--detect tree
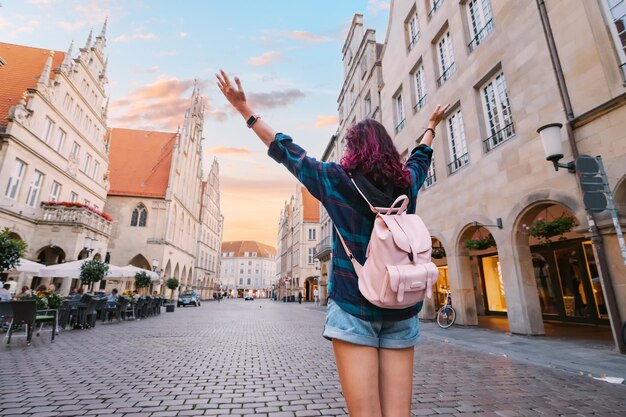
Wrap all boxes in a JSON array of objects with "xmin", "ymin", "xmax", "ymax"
[
  {"xmin": 80, "ymin": 259, "xmax": 109, "ymax": 292},
  {"xmin": 0, "ymin": 228, "xmax": 27, "ymax": 272},
  {"xmin": 134, "ymin": 271, "xmax": 151, "ymax": 294},
  {"xmin": 165, "ymin": 278, "xmax": 179, "ymax": 302}
]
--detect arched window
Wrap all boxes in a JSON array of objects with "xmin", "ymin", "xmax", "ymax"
[{"xmin": 130, "ymin": 203, "xmax": 148, "ymax": 227}]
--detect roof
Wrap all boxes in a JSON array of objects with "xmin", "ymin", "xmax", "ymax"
[
  {"xmin": 221, "ymin": 241, "xmax": 276, "ymax": 258},
  {"xmin": 0, "ymin": 42, "xmax": 65, "ymax": 126},
  {"xmin": 301, "ymin": 186, "xmax": 320, "ymax": 222},
  {"xmin": 108, "ymin": 128, "xmax": 177, "ymax": 198}
]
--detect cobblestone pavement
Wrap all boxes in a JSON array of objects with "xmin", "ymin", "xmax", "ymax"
[{"xmin": 1, "ymin": 300, "xmax": 625, "ymax": 417}]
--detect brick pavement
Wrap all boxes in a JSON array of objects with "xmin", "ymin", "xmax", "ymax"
[{"xmin": 0, "ymin": 300, "xmax": 624, "ymax": 417}]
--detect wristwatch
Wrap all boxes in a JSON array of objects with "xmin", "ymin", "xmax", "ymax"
[{"xmin": 246, "ymin": 114, "xmax": 260, "ymax": 128}]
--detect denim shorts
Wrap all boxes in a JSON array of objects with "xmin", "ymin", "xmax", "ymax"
[{"xmin": 322, "ymin": 299, "xmax": 420, "ymax": 349}]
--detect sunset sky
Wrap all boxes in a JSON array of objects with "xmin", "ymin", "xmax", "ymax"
[{"xmin": 1, "ymin": 0, "xmax": 390, "ymax": 247}]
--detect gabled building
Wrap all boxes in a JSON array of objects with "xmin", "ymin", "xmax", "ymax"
[
  {"xmin": 0, "ymin": 22, "xmax": 111, "ymax": 293},
  {"xmin": 105, "ymin": 83, "xmax": 205, "ymax": 294},
  {"xmin": 220, "ymin": 241, "xmax": 276, "ymax": 298}
]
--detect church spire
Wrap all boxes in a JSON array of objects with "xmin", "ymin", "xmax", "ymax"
[
  {"xmin": 38, "ymin": 50, "xmax": 55, "ymax": 87},
  {"xmin": 94, "ymin": 17, "xmax": 107, "ymax": 53},
  {"xmin": 84, "ymin": 27, "xmax": 93, "ymax": 49},
  {"xmin": 61, "ymin": 40, "xmax": 73, "ymax": 69}
]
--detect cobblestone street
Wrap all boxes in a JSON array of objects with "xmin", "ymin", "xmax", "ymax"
[{"xmin": 1, "ymin": 300, "xmax": 625, "ymax": 417}]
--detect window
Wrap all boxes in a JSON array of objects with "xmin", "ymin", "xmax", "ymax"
[
  {"xmin": 481, "ymin": 72, "xmax": 515, "ymax": 152},
  {"xmin": 407, "ymin": 11, "xmax": 420, "ymax": 51},
  {"xmin": 308, "ymin": 248, "xmax": 315, "ymax": 264},
  {"xmin": 394, "ymin": 94, "xmax": 406, "ymax": 133},
  {"xmin": 437, "ymin": 32, "xmax": 456, "ymax": 87},
  {"xmin": 364, "ymin": 93, "xmax": 372, "ymax": 117},
  {"xmin": 4, "ymin": 159, "xmax": 26, "ymax": 200},
  {"xmin": 428, "ymin": 0, "xmax": 443, "ymax": 20},
  {"xmin": 70, "ymin": 141, "xmax": 81, "ymax": 160},
  {"xmin": 247, "ymin": 278, "xmax": 251, "ymax": 285},
  {"xmin": 604, "ymin": 0, "xmax": 626, "ymax": 76},
  {"xmin": 413, "ymin": 65, "xmax": 427, "ymax": 112},
  {"xmin": 25, "ymin": 170, "xmax": 44, "ymax": 207},
  {"xmin": 467, "ymin": 0, "xmax": 494, "ymax": 52},
  {"xmin": 49, "ymin": 181, "xmax": 61, "ymax": 202},
  {"xmin": 446, "ymin": 109, "xmax": 469, "ymax": 174},
  {"xmin": 239, "ymin": 278, "xmax": 243, "ymax": 285},
  {"xmin": 83, "ymin": 153, "xmax": 92, "ymax": 173},
  {"xmin": 308, "ymin": 228, "xmax": 316, "ymax": 240},
  {"xmin": 42, "ymin": 117, "xmax": 54, "ymax": 143},
  {"xmin": 130, "ymin": 203, "xmax": 148, "ymax": 227},
  {"xmin": 54, "ymin": 129, "xmax": 66, "ymax": 153},
  {"xmin": 84, "ymin": 199, "xmax": 90, "ymax": 207},
  {"xmin": 424, "ymin": 158, "xmax": 437, "ymax": 188},
  {"xmin": 240, "ymin": 269, "xmax": 243, "ymax": 274},
  {"xmin": 70, "ymin": 192, "xmax": 78, "ymax": 202},
  {"xmin": 92, "ymin": 161, "xmax": 100, "ymax": 180}
]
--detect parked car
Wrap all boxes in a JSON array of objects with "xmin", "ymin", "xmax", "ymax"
[
  {"xmin": 244, "ymin": 294, "xmax": 254, "ymax": 301},
  {"xmin": 178, "ymin": 291, "xmax": 201, "ymax": 307}
]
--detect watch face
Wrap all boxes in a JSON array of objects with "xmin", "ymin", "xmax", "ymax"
[{"xmin": 246, "ymin": 115, "xmax": 256, "ymax": 126}]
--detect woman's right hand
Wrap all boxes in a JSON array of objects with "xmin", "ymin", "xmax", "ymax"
[{"xmin": 428, "ymin": 104, "xmax": 450, "ymax": 128}]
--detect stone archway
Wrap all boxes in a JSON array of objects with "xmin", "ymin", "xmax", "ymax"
[
  {"xmin": 129, "ymin": 254, "xmax": 151, "ymax": 270},
  {"xmin": 36, "ymin": 245, "xmax": 66, "ymax": 266},
  {"xmin": 423, "ymin": 237, "xmax": 450, "ymax": 319}
]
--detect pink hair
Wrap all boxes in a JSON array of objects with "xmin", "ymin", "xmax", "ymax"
[{"xmin": 340, "ymin": 119, "xmax": 411, "ymax": 188}]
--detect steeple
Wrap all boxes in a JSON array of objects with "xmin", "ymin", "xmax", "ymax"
[
  {"xmin": 61, "ymin": 40, "xmax": 73, "ymax": 68},
  {"xmin": 99, "ymin": 56, "xmax": 108, "ymax": 82},
  {"xmin": 84, "ymin": 27, "xmax": 93, "ymax": 50},
  {"xmin": 102, "ymin": 97, "xmax": 109, "ymax": 119},
  {"xmin": 38, "ymin": 50, "xmax": 55, "ymax": 87},
  {"xmin": 94, "ymin": 17, "xmax": 107, "ymax": 53}
]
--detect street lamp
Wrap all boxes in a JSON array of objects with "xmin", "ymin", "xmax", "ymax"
[{"xmin": 537, "ymin": 123, "xmax": 575, "ymax": 173}]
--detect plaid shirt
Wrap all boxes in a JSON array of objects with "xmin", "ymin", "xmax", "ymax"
[{"xmin": 268, "ymin": 133, "xmax": 433, "ymax": 321}]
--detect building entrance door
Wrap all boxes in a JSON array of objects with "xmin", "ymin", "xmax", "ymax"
[{"xmin": 478, "ymin": 254, "xmax": 507, "ymax": 315}]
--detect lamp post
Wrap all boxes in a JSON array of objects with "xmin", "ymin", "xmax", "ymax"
[{"xmin": 537, "ymin": 123, "xmax": 625, "ymax": 353}]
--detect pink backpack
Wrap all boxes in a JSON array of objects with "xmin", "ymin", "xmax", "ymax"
[{"xmin": 335, "ymin": 178, "xmax": 438, "ymax": 309}]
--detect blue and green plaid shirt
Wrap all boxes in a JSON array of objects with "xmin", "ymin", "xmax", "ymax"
[{"xmin": 268, "ymin": 133, "xmax": 433, "ymax": 321}]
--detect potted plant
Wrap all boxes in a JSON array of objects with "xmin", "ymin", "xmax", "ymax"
[
  {"xmin": 0, "ymin": 228, "xmax": 27, "ymax": 273},
  {"xmin": 134, "ymin": 271, "xmax": 151, "ymax": 295},
  {"xmin": 165, "ymin": 278, "xmax": 179, "ymax": 312},
  {"xmin": 464, "ymin": 234, "xmax": 496, "ymax": 251},
  {"xmin": 523, "ymin": 214, "xmax": 576, "ymax": 245},
  {"xmin": 431, "ymin": 246, "xmax": 446, "ymax": 259},
  {"xmin": 80, "ymin": 259, "xmax": 109, "ymax": 292}
]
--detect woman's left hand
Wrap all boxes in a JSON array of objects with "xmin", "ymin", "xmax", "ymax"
[
  {"xmin": 216, "ymin": 69, "xmax": 248, "ymax": 113},
  {"xmin": 428, "ymin": 104, "xmax": 450, "ymax": 128}
]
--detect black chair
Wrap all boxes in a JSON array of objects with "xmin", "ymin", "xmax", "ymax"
[
  {"xmin": 0, "ymin": 301, "xmax": 13, "ymax": 330},
  {"xmin": 133, "ymin": 298, "xmax": 145, "ymax": 320},
  {"xmin": 94, "ymin": 298, "xmax": 107, "ymax": 322},
  {"xmin": 35, "ymin": 309, "xmax": 57, "ymax": 342},
  {"xmin": 113, "ymin": 297, "xmax": 129, "ymax": 322},
  {"xmin": 81, "ymin": 296, "xmax": 99, "ymax": 329},
  {"xmin": 5, "ymin": 301, "xmax": 37, "ymax": 345}
]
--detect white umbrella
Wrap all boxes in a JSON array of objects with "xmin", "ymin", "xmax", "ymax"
[
  {"xmin": 39, "ymin": 259, "xmax": 89, "ymax": 279},
  {"xmin": 122, "ymin": 265, "xmax": 160, "ymax": 282},
  {"xmin": 106, "ymin": 264, "xmax": 132, "ymax": 279},
  {"xmin": 7, "ymin": 258, "xmax": 45, "ymax": 274}
]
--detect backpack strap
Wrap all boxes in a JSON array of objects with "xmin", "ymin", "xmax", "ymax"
[
  {"xmin": 333, "ymin": 225, "xmax": 364, "ymax": 276},
  {"xmin": 349, "ymin": 176, "xmax": 378, "ymax": 214},
  {"xmin": 349, "ymin": 175, "xmax": 409, "ymax": 215}
]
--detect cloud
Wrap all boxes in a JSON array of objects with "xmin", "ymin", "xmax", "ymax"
[
  {"xmin": 27, "ymin": 0, "xmax": 52, "ymax": 5},
  {"xmin": 179, "ymin": 31, "xmax": 188, "ymax": 38},
  {"xmin": 159, "ymin": 50, "xmax": 178, "ymax": 57},
  {"xmin": 147, "ymin": 66, "xmax": 160, "ymax": 73},
  {"xmin": 249, "ymin": 51, "xmax": 282, "ymax": 67},
  {"xmin": 367, "ymin": 0, "xmax": 390, "ymax": 15},
  {"xmin": 113, "ymin": 30, "xmax": 157, "ymax": 43},
  {"xmin": 0, "ymin": 17, "xmax": 8, "ymax": 29},
  {"xmin": 247, "ymin": 89, "xmax": 306, "ymax": 110},
  {"xmin": 56, "ymin": 20, "xmax": 86, "ymax": 31},
  {"xmin": 109, "ymin": 76, "xmax": 226, "ymax": 130},
  {"xmin": 286, "ymin": 31, "xmax": 331, "ymax": 44},
  {"xmin": 16, "ymin": 20, "xmax": 39, "ymax": 33},
  {"xmin": 207, "ymin": 146, "xmax": 254, "ymax": 156},
  {"xmin": 315, "ymin": 115, "xmax": 339, "ymax": 128}
]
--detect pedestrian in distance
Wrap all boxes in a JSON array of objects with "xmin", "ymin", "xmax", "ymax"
[
  {"xmin": 298, "ymin": 291, "xmax": 303, "ymax": 304},
  {"xmin": 314, "ymin": 288, "xmax": 320, "ymax": 306},
  {"xmin": 6, "ymin": 277, "xmax": 17, "ymax": 295},
  {"xmin": 216, "ymin": 69, "xmax": 448, "ymax": 417}
]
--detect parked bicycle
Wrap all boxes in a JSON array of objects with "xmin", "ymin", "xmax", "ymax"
[{"xmin": 436, "ymin": 290, "xmax": 456, "ymax": 329}]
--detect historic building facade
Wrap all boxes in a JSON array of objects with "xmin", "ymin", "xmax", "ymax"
[
  {"xmin": 195, "ymin": 158, "xmax": 224, "ymax": 300},
  {"xmin": 366, "ymin": 0, "xmax": 625, "ymax": 349},
  {"xmin": 315, "ymin": 14, "xmax": 385, "ymax": 306},
  {"xmin": 105, "ymin": 83, "xmax": 205, "ymax": 295},
  {"xmin": 0, "ymin": 23, "xmax": 111, "ymax": 293},
  {"xmin": 220, "ymin": 241, "xmax": 276, "ymax": 298},
  {"xmin": 276, "ymin": 185, "xmax": 320, "ymax": 301}
]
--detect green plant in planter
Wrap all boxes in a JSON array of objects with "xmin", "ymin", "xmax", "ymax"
[
  {"xmin": 166, "ymin": 278, "xmax": 179, "ymax": 302},
  {"xmin": 80, "ymin": 259, "xmax": 109, "ymax": 292},
  {"xmin": 0, "ymin": 228, "xmax": 27, "ymax": 272},
  {"xmin": 134, "ymin": 271, "xmax": 152, "ymax": 294},
  {"xmin": 523, "ymin": 215, "xmax": 576, "ymax": 245},
  {"xmin": 431, "ymin": 246, "xmax": 446, "ymax": 259},
  {"xmin": 464, "ymin": 234, "xmax": 496, "ymax": 251}
]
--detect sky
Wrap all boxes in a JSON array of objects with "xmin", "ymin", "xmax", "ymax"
[{"xmin": 0, "ymin": 0, "xmax": 390, "ymax": 247}]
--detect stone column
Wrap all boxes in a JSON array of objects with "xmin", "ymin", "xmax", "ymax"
[
  {"xmin": 59, "ymin": 278, "xmax": 72, "ymax": 296},
  {"xmin": 498, "ymin": 234, "xmax": 545, "ymax": 335},
  {"xmin": 447, "ymin": 254, "xmax": 478, "ymax": 326}
]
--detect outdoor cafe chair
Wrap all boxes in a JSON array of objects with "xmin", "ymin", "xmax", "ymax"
[
  {"xmin": 115, "ymin": 297, "xmax": 130, "ymax": 322},
  {"xmin": 133, "ymin": 298, "xmax": 145, "ymax": 320},
  {"xmin": 81, "ymin": 296, "xmax": 99, "ymax": 329},
  {"xmin": 0, "ymin": 301, "xmax": 13, "ymax": 330},
  {"xmin": 4, "ymin": 300, "xmax": 36, "ymax": 345},
  {"xmin": 35, "ymin": 308, "xmax": 57, "ymax": 342},
  {"xmin": 93, "ymin": 298, "xmax": 107, "ymax": 322}
]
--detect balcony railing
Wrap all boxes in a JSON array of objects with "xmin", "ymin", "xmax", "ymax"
[
  {"xmin": 413, "ymin": 95, "xmax": 427, "ymax": 113},
  {"xmin": 483, "ymin": 122, "xmax": 516, "ymax": 153},
  {"xmin": 436, "ymin": 63, "xmax": 456, "ymax": 87},
  {"xmin": 620, "ymin": 62, "xmax": 626, "ymax": 79},
  {"xmin": 407, "ymin": 33, "xmax": 419, "ymax": 52},
  {"xmin": 40, "ymin": 205, "xmax": 112, "ymax": 236},
  {"xmin": 428, "ymin": 0, "xmax": 443, "ymax": 20},
  {"xmin": 314, "ymin": 236, "xmax": 332, "ymax": 260},
  {"xmin": 424, "ymin": 173, "xmax": 437, "ymax": 189},
  {"xmin": 395, "ymin": 118, "xmax": 406, "ymax": 134},
  {"xmin": 448, "ymin": 152, "xmax": 470, "ymax": 174},
  {"xmin": 467, "ymin": 19, "xmax": 495, "ymax": 53}
]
